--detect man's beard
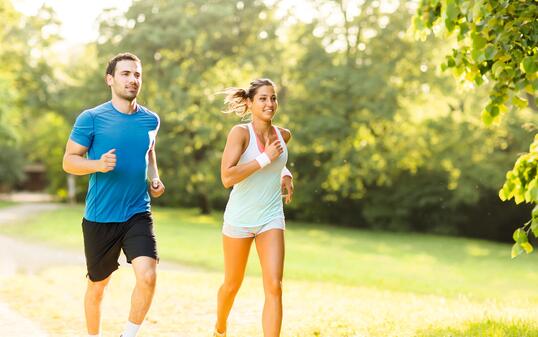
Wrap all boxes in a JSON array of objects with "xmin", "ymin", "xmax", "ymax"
[{"xmin": 117, "ymin": 89, "xmax": 139, "ymax": 101}]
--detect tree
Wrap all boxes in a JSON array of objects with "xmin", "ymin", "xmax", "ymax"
[
  {"xmin": 0, "ymin": 0, "xmax": 26, "ymax": 188},
  {"xmin": 94, "ymin": 0, "xmax": 286, "ymax": 213},
  {"xmin": 414, "ymin": 0, "xmax": 538, "ymax": 255}
]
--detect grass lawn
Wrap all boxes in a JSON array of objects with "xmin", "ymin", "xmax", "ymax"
[
  {"xmin": 0, "ymin": 200, "xmax": 14, "ymax": 208},
  {"xmin": 1, "ymin": 204, "xmax": 538, "ymax": 336}
]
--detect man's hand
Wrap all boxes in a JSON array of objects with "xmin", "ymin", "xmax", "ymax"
[
  {"xmin": 150, "ymin": 178, "xmax": 165, "ymax": 198},
  {"xmin": 98, "ymin": 149, "xmax": 116, "ymax": 173},
  {"xmin": 281, "ymin": 175, "xmax": 294, "ymax": 204}
]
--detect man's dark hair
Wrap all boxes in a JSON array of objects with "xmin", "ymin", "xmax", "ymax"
[{"xmin": 105, "ymin": 52, "xmax": 141, "ymax": 76}]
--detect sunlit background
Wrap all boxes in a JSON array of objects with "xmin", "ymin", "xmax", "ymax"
[{"xmin": 0, "ymin": 0, "xmax": 537, "ymax": 336}]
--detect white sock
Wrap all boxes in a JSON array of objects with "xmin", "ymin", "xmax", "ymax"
[{"xmin": 122, "ymin": 321, "xmax": 141, "ymax": 337}]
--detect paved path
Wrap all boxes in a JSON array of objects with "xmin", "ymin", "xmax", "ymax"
[
  {"xmin": 0, "ymin": 201, "xmax": 193, "ymax": 337},
  {"xmin": 0, "ymin": 203, "xmax": 60, "ymax": 226},
  {"xmin": 0, "ymin": 202, "xmax": 66, "ymax": 337}
]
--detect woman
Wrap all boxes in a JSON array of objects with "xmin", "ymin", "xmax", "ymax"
[{"xmin": 214, "ymin": 78, "xmax": 294, "ymax": 337}]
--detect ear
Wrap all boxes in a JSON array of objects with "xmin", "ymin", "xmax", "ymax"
[
  {"xmin": 105, "ymin": 74, "xmax": 114, "ymax": 86},
  {"xmin": 246, "ymin": 97, "xmax": 252, "ymax": 110}
]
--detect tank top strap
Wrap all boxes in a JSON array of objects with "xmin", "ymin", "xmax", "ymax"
[
  {"xmin": 273, "ymin": 126, "xmax": 286, "ymax": 144},
  {"xmin": 245, "ymin": 122, "xmax": 256, "ymax": 147}
]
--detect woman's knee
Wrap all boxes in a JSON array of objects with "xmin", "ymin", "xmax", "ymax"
[
  {"xmin": 264, "ymin": 278, "xmax": 282, "ymax": 297},
  {"xmin": 220, "ymin": 278, "xmax": 243, "ymax": 295}
]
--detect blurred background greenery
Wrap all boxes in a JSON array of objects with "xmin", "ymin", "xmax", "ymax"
[{"xmin": 1, "ymin": 0, "xmax": 536, "ymax": 242}]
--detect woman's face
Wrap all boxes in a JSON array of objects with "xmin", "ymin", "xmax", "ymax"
[{"xmin": 248, "ymin": 85, "xmax": 278, "ymax": 121}]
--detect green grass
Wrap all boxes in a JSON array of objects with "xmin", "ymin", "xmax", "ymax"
[
  {"xmin": 0, "ymin": 200, "xmax": 14, "ymax": 208},
  {"xmin": 417, "ymin": 319, "xmax": 538, "ymax": 337},
  {"xmin": 2, "ymin": 204, "xmax": 538, "ymax": 302},
  {"xmin": 2, "ymin": 204, "xmax": 538, "ymax": 336}
]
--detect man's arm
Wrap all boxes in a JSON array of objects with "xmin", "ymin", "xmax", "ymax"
[
  {"xmin": 62, "ymin": 139, "xmax": 116, "ymax": 175},
  {"xmin": 147, "ymin": 147, "xmax": 159, "ymax": 181},
  {"xmin": 148, "ymin": 148, "xmax": 165, "ymax": 197}
]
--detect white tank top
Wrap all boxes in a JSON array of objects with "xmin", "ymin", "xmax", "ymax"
[{"xmin": 223, "ymin": 122, "xmax": 288, "ymax": 227}]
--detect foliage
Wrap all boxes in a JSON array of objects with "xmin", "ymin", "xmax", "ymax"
[
  {"xmin": 0, "ymin": 1, "xmax": 61, "ymax": 190},
  {"xmin": 0, "ymin": 0, "xmax": 24, "ymax": 188},
  {"xmin": 499, "ymin": 134, "xmax": 538, "ymax": 257},
  {"xmin": 414, "ymin": 0, "xmax": 538, "ymax": 253},
  {"xmin": 414, "ymin": 0, "xmax": 538, "ymax": 124},
  {"xmin": 94, "ymin": 0, "xmax": 287, "ymax": 212},
  {"xmin": 2, "ymin": 0, "xmax": 535, "ymax": 240}
]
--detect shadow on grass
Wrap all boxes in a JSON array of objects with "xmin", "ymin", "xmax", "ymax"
[{"xmin": 416, "ymin": 319, "xmax": 538, "ymax": 337}]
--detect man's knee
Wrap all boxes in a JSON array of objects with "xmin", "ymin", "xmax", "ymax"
[
  {"xmin": 87, "ymin": 279, "xmax": 108, "ymax": 300},
  {"xmin": 136, "ymin": 268, "xmax": 157, "ymax": 289}
]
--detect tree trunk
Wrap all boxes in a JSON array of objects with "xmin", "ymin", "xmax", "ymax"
[
  {"xmin": 526, "ymin": 93, "xmax": 537, "ymax": 113},
  {"xmin": 198, "ymin": 192, "xmax": 211, "ymax": 215}
]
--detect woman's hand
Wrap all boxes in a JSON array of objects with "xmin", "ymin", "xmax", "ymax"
[
  {"xmin": 265, "ymin": 139, "xmax": 283, "ymax": 161},
  {"xmin": 281, "ymin": 175, "xmax": 294, "ymax": 204}
]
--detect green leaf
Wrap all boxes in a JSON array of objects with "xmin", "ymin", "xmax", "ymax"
[
  {"xmin": 513, "ymin": 228, "xmax": 528, "ymax": 243},
  {"xmin": 481, "ymin": 109, "xmax": 493, "ymax": 125},
  {"xmin": 446, "ymin": 56, "xmax": 456, "ymax": 67},
  {"xmin": 531, "ymin": 219, "xmax": 538, "ymax": 237},
  {"xmin": 512, "ymin": 95, "xmax": 528, "ymax": 109},
  {"xmin": 529, "ymin": 181, "xmax": 538, "ymax": 202},
  {"xmin": 445, "ymin": 0, "xmax": 458, "ymax": 21},
  {"xmin": 521, "ymin": 242, "xmax": 534, "ymax": 254},
  {"xmin": 472, "ymin": 48, "xmax": 485, "ymax": 63},
  {"xmin": 445, "ymin": 19, "xmax": 455, "ymax": 32},
  {"xmin": 532, "ymin": 205, "xmax": 538, "ymax": 219},
  {"xmin": 499, "ymin": 188, "xmax": 507, "ymax": 201},
  {"xmin": 484, "ymin": 44, "xmax": 496, "ymax": 60},
  {"xmin": 521, "ymin": 56, "xmax": 537, "ymax": 74},
  {"xmin": 511, "ymin": 243, "xmax": 524, "ymax": 258},
  {"xmin": 492, "ymin": 60, "xmax": 505, "ymax": 78},
  {"xmin": 459, "ymin": 22, "xmax": 469, "ymax": 35},
  {"xmin": 472, "ymin": 33, "xmax": 487, "ymax": 50},
  {"xmin": 486, "ymin": 103, "xmax": 500, "ymax": 118}
]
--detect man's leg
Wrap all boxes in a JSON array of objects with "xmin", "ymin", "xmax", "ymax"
[
  {"xmin": 85, "ymin": 275, "xmax": 112, "ymax": 335},
  {"xmin": 121, "ymin": 256, "xmax": 157, "ymax": 337}
]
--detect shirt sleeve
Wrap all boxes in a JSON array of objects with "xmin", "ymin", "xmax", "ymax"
[
  {"xmin": 69, "ymin": 110, "xmax": 94, "ymax": 148},
  {"xmin": 150, "ymin": 113, "xmax": 160, "ymax": 150}
]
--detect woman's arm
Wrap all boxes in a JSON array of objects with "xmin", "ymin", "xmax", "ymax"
[{"xmin": 220, "ymin": 125, "xmax": 282, "ymax": 188}]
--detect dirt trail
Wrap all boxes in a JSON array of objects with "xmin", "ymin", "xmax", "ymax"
[{"xmin": 0, "ymin": 202, "xmax": 66, "ymax": 337}]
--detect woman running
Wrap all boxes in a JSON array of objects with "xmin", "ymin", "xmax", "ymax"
[{"xmin": 214, "ymin": 78, "xmax": 294, "ymax": 337}]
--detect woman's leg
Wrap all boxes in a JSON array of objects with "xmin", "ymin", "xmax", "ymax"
[
  {"xmin": 255, "ymin": 229, "xmax": 285, "ymax": 337},
  {"xmin": 215, "ymin": 234, "xmax": 254, "ymax": 334}
]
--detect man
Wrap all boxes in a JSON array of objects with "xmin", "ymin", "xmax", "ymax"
[{"xmin": 63, "ymin": 52, "xmax": 165, "ymax": 337}]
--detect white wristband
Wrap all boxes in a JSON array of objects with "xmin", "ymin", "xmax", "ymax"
[
  {"xmin": 255, "ymin": 153, "xmax": 271, "ymax": 168},
  {"xmin": 281, "ymin": 167, "xmax": 292, "ymax": 179}
]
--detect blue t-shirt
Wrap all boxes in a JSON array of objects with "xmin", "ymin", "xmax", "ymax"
[{"xmin": 69, "ymin": 101, "xmax": 160, "ymax": 223}]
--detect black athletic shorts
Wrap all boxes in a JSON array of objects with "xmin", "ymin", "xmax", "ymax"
[{"xmin": 81, "ymin": 211, "xmax": 158, "ymax": 282}]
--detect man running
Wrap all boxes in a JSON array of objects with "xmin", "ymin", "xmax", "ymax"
[{"xmin": 62, "ymin": 52, "xmax": 165, "ymax": 337}]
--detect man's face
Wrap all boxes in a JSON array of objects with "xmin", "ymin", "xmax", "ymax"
[{"xmin": 106, "ymin": 60, "xmax": 142, "ymax": 101}]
